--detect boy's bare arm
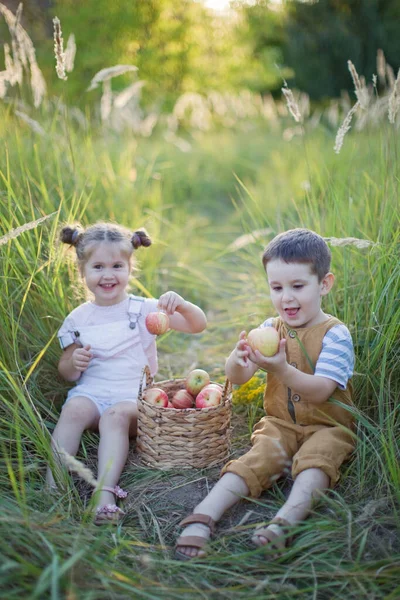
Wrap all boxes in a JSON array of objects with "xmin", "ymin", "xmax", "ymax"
[
  {"xmin": 246, "ymin": 339, "xmax": 337, "ymax": 404},
  {"xmin": 277, "ymin": 365, "xmax": 337, "ymax": 403}
]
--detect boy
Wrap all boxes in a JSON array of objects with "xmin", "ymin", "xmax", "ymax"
[{"xmin": 175, "ymin": 228, "xmax": 355, "ymax": 560}]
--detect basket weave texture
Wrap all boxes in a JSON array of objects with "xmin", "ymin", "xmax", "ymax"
[{"xmin": 137, "ymin": 371, "xmax": 232, "ymax": 469}]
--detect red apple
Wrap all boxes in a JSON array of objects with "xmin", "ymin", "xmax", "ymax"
[
  {"xmin": 185, "ymin": 368, "xmax": 210, "ymax": 396},
  {"xmin": 203, "ymin": 383, "xmax": 223, "ymax": 392},
  {"xmin": 172, "ymin": 389, "xmax": 195, "ymax": 409},
  {"xmin": 145, "ymin": 311, "xmax": 170, "ymax": 335},
  {"xmin": 247, "ymin": 327, "xmax": 279, "ymax": 357},
  {"xmin": 143, "ymin": 387, "xmax": 168, "ymax": 407},
  {"xmin": 195, "ymin": 384, "xmax": 223, "ymax": 409}
]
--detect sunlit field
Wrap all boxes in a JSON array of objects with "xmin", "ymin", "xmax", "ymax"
[{"xmin": 1, "ymin": 4, "xmax": 399, "ymax": 599}]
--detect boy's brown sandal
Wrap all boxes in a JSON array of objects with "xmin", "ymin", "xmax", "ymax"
[
  {"xmin": 175, "ymin": 513, "xmax": 216, "ymax": 561},
  {"xmin": 252, "ymin": 517, "xmax": 294, "ymax": 550}
]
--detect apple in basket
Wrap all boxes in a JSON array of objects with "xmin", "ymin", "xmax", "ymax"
[
  {"xmin": 204, "ymin": 383, "xmax": 223, "ymax": 392},
  {"xmin": 185, "ymin": 368, "xmax": 210, "ymax": 396},
  {"xmin": 143, "ymin": 387, "xmax": 168, "ymax": 408},
  {"xmin": 145, "ymin": 311, "xmax": 170, "ymax": 335},
  {"xmin": 172, "ymin": 389, "xmax": 195, "ymax": 409},
  {"xmin": 247, "ymin": 327, "xmax": 279, "ymax": 357},
  {"xmin": 195, "ymin": 384, "xmax": 223, "ymax": 409}
]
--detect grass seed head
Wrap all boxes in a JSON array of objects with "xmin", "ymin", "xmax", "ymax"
[
  {"xmin": 347, "ymin": 60, "xmax": 369, "ymax": 109},
  {"xmin": 334, "ymin": 101, "xmax": 360, "ymax": 154},
  {"xmin": 57, "ymin": 448, "xmax": 98, "ymax": 488},
  {"xmin": 53, "ymin": 17, "xmax": 67, "ymax": 80},
  {"xmin": 0, "ymin": 2, "xmax": 47, "ymax": 106},
  {"xmin": 0, "ymin": 212, "xmax": 56, "ymax": 246},
  {"xmin": 388, "ymin": 69, "xmax": 400, "ymax": 124},
  {"xmin": 64, "ymin": 33, "xmax": 76, "ymax": 73},
  {"xmin": 87, "ymin": 65, "xmax": 138, "ymax": 92},
  {"xmin": 377, "ymin": 49, "xmax": 386, "ymax": 86},
  {"xmin": 281, "ymin": 82, "xmax": 302, "ymax": 123}
]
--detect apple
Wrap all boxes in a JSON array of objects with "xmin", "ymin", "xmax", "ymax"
[
  {"xmin": 195, "ymin": 384, "xmax": 223, "ymax": 409},
  {"xmin": 143, "ymin": 387, "xmax": 168, "ymax": 407},
  {"xmin": 172, "ymin": 389, "xmax": 195, "ymax": 409},
  {"xmin": 203, "ymin": 383, "xmax": 223, "ymax": 392},
  {"xmin": 185, "ymin": 369, "xmax": 210, "ymax": 396},
  {"xmin": 145, "ymin": 311, "xmax": 170, "ymax": 335},
  {"xmin": 247, "ymin": 327, "xmax": 279, "ymax": 357}
]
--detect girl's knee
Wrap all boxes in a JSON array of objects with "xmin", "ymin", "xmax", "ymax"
[
  {"xmin": 59, "ymin": 397, "xmax": 98, "ymax": 426},
  {"xmin": 99, "ymin": 404, "xmax": 136, "ymax": 432}
]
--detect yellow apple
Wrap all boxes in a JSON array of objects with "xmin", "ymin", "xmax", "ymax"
[{"xmin": 247, "ymin": 327, "xmax": 279, "ymax": 357}]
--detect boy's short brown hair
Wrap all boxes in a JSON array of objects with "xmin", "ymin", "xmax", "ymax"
[{"xmin": 262, "ymin": 228, "xmax": 331, "ymax": 281}]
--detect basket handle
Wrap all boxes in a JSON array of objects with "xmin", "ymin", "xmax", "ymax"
[
  {"xmin": 138, "ymin": 365, "xmax": 153, "ymax": 398},
  {"xmin": 222, "ymin": 378, "xmax": 232, "ymax": 404}
]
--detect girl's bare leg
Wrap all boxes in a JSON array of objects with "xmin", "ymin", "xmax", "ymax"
[
  {"xmin": 94, "ymin": 401, "xmax": 137, "ymax": 517},
  {"xmin": 46, "ymin": 396, "xmax": 100, "ymax": 488},
  {"xmin": 177, "ymin": 472, "xmax": 249, "ymax": 558},
  {"xmin": 252, "ymin": 467, "xmax": 329, "ymax": 548}
]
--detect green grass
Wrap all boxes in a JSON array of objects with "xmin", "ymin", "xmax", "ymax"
[{"xmin": 0, "ymin": 100, "xmax": 399, "ymax": 598}]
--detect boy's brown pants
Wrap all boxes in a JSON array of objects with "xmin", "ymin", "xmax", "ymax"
[{"xmin": 221, "ymin": 416, "xmax": 355, "ymax": 497}]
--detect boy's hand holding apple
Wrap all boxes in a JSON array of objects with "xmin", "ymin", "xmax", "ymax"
[
  {"xmin": 245, "ymin": 333, "xmax": 288, "ymax": 377},
  {"xmin": 233, "ymin": 326, "xmax": 287, "ymax": 377},
  {"xmin": 232, "ymin": 331, "xmax": 252, "ymax": 368}
]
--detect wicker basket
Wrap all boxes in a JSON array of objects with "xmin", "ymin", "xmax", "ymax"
[{"xmin": 136, "ymin": 367, "xmax": 232, "ymax": 469}]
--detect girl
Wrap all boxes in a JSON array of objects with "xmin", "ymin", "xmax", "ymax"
[{"xmin": 46, "ymin": 222, "xmax": 207, "ymax": 524}]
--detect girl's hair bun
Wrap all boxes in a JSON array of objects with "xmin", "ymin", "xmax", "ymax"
[
  {"xmin": 60, "ymin": 225, "xmax": 84, "ymax": 246},
  {"xmin": 131, "ymin": 229, "xmax": 152, "ymax": 249}
]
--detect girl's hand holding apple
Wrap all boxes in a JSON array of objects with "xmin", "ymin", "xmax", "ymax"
[{"xmin": 158, "ymin": 291, "xmax": 186, "ymax": 315}]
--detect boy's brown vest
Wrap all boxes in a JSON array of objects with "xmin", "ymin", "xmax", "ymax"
[{"xmin": 263, "ymin": 316, "xmax": 354, "ymax": 428}]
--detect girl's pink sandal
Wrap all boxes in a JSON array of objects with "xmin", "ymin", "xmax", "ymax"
[{"xmin": 94, "ymin": 485, "xmax": 128, "ymax": 525}]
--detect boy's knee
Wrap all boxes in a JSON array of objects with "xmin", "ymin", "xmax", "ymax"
[
  {"xmin": 293, "ymin": 467, "xmax": 330, "ymax": 487},
  {"xmin": 292, "ymin": 459, "xmax": 337, "ymax": 488},
  {"xmin": 219, "ymin": 472, "xmax": 249, "ymax": 496}
]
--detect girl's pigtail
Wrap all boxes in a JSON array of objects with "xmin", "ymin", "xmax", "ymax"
[
  {"xmin": 131, "ymin": 229, "xmax": 152, "ymax": 249},
  {"xmin": 60, "ymin": 225, "xmax": 84, "ymax": 247}
]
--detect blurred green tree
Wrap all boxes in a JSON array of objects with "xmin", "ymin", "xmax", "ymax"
[
  {"xmin": 237, "ymin": 0, "xmax": 400, "ymax": 100},
  {"xmin": 283, "ymin": 0, "xmax": 400, "ymax": 99},
  {"xmin": 21, "ymin": 0, "xmax": 280, "ymax": 109},
  {"xmin": 233, "ymin": 0, "xmax": 290, "ymax": 95},
  {"xmin": 48, "ymin": 0, "xmax": 202, "ymax": 108},
  {"xmin": 0, "ymin": 0, "xmax": 283, "ymax": 109}
]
